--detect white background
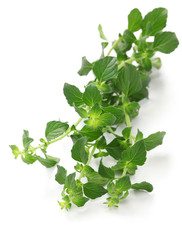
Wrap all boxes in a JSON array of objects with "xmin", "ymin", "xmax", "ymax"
[{"xmin": 0, "ymin": 0, "xmax": 181, "ymax": 239}]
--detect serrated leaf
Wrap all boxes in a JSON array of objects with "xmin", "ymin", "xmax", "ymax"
[
  {"xmin": 45, "ymin": 121, "xmax": 69, "ymax": 142},
  {"xmin": 93, "ymin": 56, "xmax": 118, "ymax": 82},
  {"xmin": 71, "ymin": 136, "xmax": 88, "ymax": 164},
  {"xmin": 98, "ymin": 24, "xmax": 108, "ymax": 41},
  {"xmin": 116, "ymin": 63, "xmax": 142, "ymax": 96},
  {"xmin": 153, "ymin": 31, "xmax": 179, "ymax": 54},
  {"xmin": 116, "ymin": 175, "xmax": 131, "ymax": 191},
  {"xmin": 144, "ymin": 131, "xmax": 166, "ymax": 151},
  {"xmin": 63, "ymin": 83, "xmax": 83, "ymax": 107},
  {"xmin": 79, "ymin": 125, "xmax": 102, "ymax": 142},
  {"xmin": 98, "ymin": 159, "xmax": 115, "ymax": 179},
  {"xmin": 83, "ymin": 84, "xmax": 102, "ymax": 107},
  {"xmin": 142, "ymin": 8, "xmax": 168, "ymax": 36},
  {"xmin": 106, "ymin": 138, "xmax": 126, "ymax": 160},
  {"xmin": 128, "ymin": 8, "xmax": 143, "ymax": 32},
  {"xmin": 72, "ymin": 196, "xmax": 89, "ymax": 207},
  {"xmin": 37, "ymin": 155, "xmax": 60, "ymax": 168},
  {"xmin": 55, "ymin": 165, "xmax": 67, "ymax": 185},
  {"xmin": 83, "ymin": 182, "xmax": 107, "ymax": 199},
  {"xmin": 84, "ymin": 165, "xmax": 109, "ymax": 186},
  {"xmin": 10, "ymin": 145, "xmax": 20, "ymax": 159},
  {"xmin": 102, "ymin": 106, "xmax": 125, "ymax": 124},
  {"xmin": 131, "ymin": 181, "xmax": 153, "ymax": 192},
  {"xmin": 121, "ymin": 140, "xmax": 146, "ymax": 166},
  {"xmin": 78, "ymin": 56, "xmax": 93, "ymax": 76},
  {"xmin": 23, "ymin": 130, "xmax": 33, "ymax": 151}
]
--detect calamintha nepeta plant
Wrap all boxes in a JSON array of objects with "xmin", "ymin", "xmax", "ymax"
[{"xmin": 10, "ymin": 8, "xmax": 179, "ymax": 210}]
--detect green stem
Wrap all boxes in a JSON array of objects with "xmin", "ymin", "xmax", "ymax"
[
  {"xmin": 107, "ymin": 38, "xmax": 120, "ymax": 56},
  {"xmin": 118, "ymin": 57, "xmax": 136, "ymax": 69},
  {"xmin": 121, "ymin": 166, "xmax": 127, "ymax": 177},
  {"xmin": 78, "ymin": 143, "xmax": 97, "ymax": 180},
  {"xmin": 26, "ymin": 117, "xmax": 83, "ymax": 154},
  {"xmin": 122, "ymin": 93, "xmax": 132, "ymax": 144}
]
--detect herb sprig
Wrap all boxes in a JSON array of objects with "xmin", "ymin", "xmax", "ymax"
[{"xmin": 10, "ymin": 7, "xmax": 179, "ymax": 210}]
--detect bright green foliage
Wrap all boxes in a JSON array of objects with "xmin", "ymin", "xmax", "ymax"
[{"xmin": 10, "ymin": 7, "xmax": 178, "ymax": 210}]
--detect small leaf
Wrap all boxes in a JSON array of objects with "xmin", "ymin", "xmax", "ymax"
[
  {"xmin": 83, "ymin": 84, "xmax": 102, "ymax": 107},
  {"xmin": 97, "ymin": 136, "xmax": 107, "ymax": 149},
  {"xmin": 121, "ymin": 140, "xmax": 146, "ymax": 166},
  {"xmin": 106, "ymin": 138, "xmax": 126, "ymax": 160},
  {"xmin": 123, "ymin": 29, "xmax": 136, "ymax": 44},
  {"xmin": 75, "ymin": 107, "xmax": 88, "ymax": 118},
  {"xmin": 23, "ymin": 130, "xmax": 33, "ymax": 151},
  {"xmin": 10, "ymin": 145, "xmax": 20, "ymax": 159},
  {"xmin": 153, "ymin": 31, "xmax": 179, "ymax": 54},
  {"xmin": 79, "ymin": 125, "xmax": 102, "ymax": 142},
  {"xmin": 120, "ymin": 191, "xmax": 129, "ymax": 200},
  {"xmin": 84, "ymin": 165, "xmax": 109, "ymax": 186},
  {"xmin": 135, "ymin": 129, "xmax": 143, "ymax": 142},
  {"xmin": 98, "ymin": 159, "xmax": 115, "ymax": 179},
  {"xmin": 93, "ymin": 152, "xmax": 109, "ymax": 158},
  {"xmin": 63, "ymin": 83, "xmax": 83, "ymax": 107},
  {"xmin": 72, "ymin": 196, "xmax": 89, "ymax": 207},
  {"xmin": 84, "ymin": 113, "xmax": 116, "ymax": 129},
  {"xmin": 102, "ymin": 106, "xmax": 125, "ymax": 124},
  {"xmin": 142, "ymin": 8, "xmax": 168, "ymax": 36},
  {"xmin": 21, "ymin": 153, "xmax": 37, "ymax": 164},
  {"xmin": 78, "ymin": 56, "xmax": 93, "ymax": 76},
  {"xmin": 37, "ymin": 155, "xmax": 60, "ymax": 168},
  {"xmin": 45, "ymin": 121, "xmax": 69, "ymax": 142},
  {"xmin": 152, "ymin": 58, "xmax": 162, "ymax": 69},
  {"xmin": 89, "ymin": 104, "xmax": 102, "ymax": 118},
  {"xmin": 116, "ymin": 63, "xmax": 142, "ymax": 96},
  {"xmin": 128, "ymin": 8, "xmax": 143, "ymax": 32},
  {"xmin": 93, "ymin": 56, "xmax": 118, "ymax": 82},
  {"xmin": 55, "ymin": 165, "xmax": 67, "ymax": 185},
  {"xmin": 125, "ymin": 101, "xmax": 140, "ymax": 119},
  {"xmin": 71, "ymin": 136, "xmax": 88, "ymax": 164},
  {"xmin": 131, "ymin": 181, "xmax": 153, "ymax": 192},
  {"xmin": 65, "ymin": 173, "xmax": 76, "ymax": 190},
  {"xmin": 83, "ymin": 182, "xmax": 107, "ymax": 199},
  {"xmin": 144, "ymin": 131, "xmax": 166, "ymax": 151},
  {"xmin": 122, "ymin": 127, "xmax": 132, "ymax": 140},
  {"xmin": 142, "ymin": 57, "xmax": 152, "ymax": 71},
  {"xmin": 98, "ymin": 24, "xmax": 108, "ymax": 41},
  {"xmin": 116, "ymin": 175, "xmax": 131, "ymax": 191},
  {"xmin": 100, "ymin": 42, "xmax": 109, "ymax": 58}
]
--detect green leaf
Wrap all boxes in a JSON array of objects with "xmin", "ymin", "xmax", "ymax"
[
  {"xmin": 72, "ymin": 196, "xmax": 89, "ymax": 207},
  {"xmin": 23, "ymin": 130, "xmax": 33, "ymax": 151},
  {"xmin": 123, "ymin": 30, "xmax": 136, "ymax": 44},
  {"xmin": 153, "ymin": 32, "xmax": 179, "ymax": 54},
  {"xmin": 63, "ymin": 83, "xmax": 83, "ymax": 107},
  {"xmin": 93, "ymin": 56, "xmax": 118, "ymax": 82},
  {"xmin": 97, "ymin": 136, "xmax": 107, "ymax": 149},
  {"xmin": 131, "ymin": 181, "xmax": 153, "ymax": 192},
  {"xmin": 128, "ymin": 8, "xmax": 143, "ymax": 32},
  {"xmin": 98, "ymin": 24, "xmax": 108, "ymax": 41},
  {"xmin": 75, "ymin": 107, "xmax": 88, "ymax": 118},
  {"xmin": 116, "ymin": 175, "xmax": 131, "ymax": 191},
  {"xmin": 83, "ymin": 84, "xmax": 102, "ymax": 107},
  {"xmin": 152, "ymin": 58, "xmax": 162, "ymax": 69},
  {"xmin": 142, "ymin": 8, "xmax": 168, "ymax": 36},
  {"xmin": 79, "ymin": 125, "xmax": 102, "ymax": 142},
  {"xmin": 85, "ymin": 113, "xmax": 116, "ymax": 129},
  {"xmin": 21, "ymin": 153, "xmax": 37, "ymax": 164},
  {"xmin": 10, "ymin": 145, "xmax": 20, "ymax": 159},
  {"xmin": 102, "ymin": 106, "xmax": 125, "ymax": 124},
  {"xmin": 120, "ymin": 191, "xmax": 129, "ymax": 200},
  {"xmin": 144, "ymin": 131, "xmax": 166, "ymax": 151},
  {"xmin": 93, "ymin": 152, "xmax": 109, "ymax": 158},
  {"xmin": 135, "ymin": 129, "xmax": 143, "ymax": 142},
  {"xmin": 65, "ymin": 173, "xmax": 76, "ymax": 190},
  {"xmin": 106, "ymin": 138, "xmax": 126, "ymax": 160},
  {"xmin": 83, "ymin": 182, "xmax": 107, "ymax": 199},
  {"xmin": 78, "ymin": 56, "xmax": 93, "ymax": 76},
  {"xmin": 37, "ymin": 155, "xmax": 60, "ymax": 168},
  {"xmin": 99, "ymin": 83, "xmax": 113, "ymax": 93},
  {"xmin": 122, "ymin": 127, "xmax": 132, "ymax": 140},
  {"xmin": 125, "ymin": 101, "xmax": 140, "ymax": 119},
  {"xmin": 55, "ymin": 165, "xmax": 67, "ymax": 185},
  {"xmin": 121, "ymin": 140, "xmax": 146, "ymax": 166},
  {"xmin": 98, "ymin": 159, "xmax": 115, "ymax": 179},
  {"xmin": 71, "ymin": 136, "xmax": 88, "ymax": 164},
  {"xmin": 100, "ymin": 42, "xmax": 109, "ymax": 58},
  {"xmin": 142, "ymin": 57, "xmax": 152, "ymax": 71},
  {"xmin": 84, "ymin": 165, "xmax": 109, "ymax": 186},
  {"xmin": 116, "ymin": 63, "xmax": 142, "ymax": 96},
  {"xmin": 89, "ymin": 104, "xmax": 102, "ymax": 118},
  {"xmin": 45, "ymin": 121, "xmax": 69, "ymax": 142}
]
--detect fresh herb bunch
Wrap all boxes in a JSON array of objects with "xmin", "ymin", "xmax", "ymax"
[{"xmin": 10, "ymin": 8, "xmax": 179, "ymax": 210}]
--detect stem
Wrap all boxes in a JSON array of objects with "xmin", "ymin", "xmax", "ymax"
[
  {"xmin": 107, "ymin": 38, "xmax": 120, "ymax": 56},
  {"xmin": 78, "ymin": 143, "xmax": 97, "ymax": 180},
  {"xmin": 121, "ymin": 166, "xmax": 127, "ymax": 177},
  {"xmin": 118, "ymin": 57, "xmax": 136, "ymax": 69},
  {"xmin": 122, "ymin": 93, "xmax": 132, "ymax": 144},
  {"xmin": 26, "ymin": 117, "xmax": 83, "ymax": 153}
]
